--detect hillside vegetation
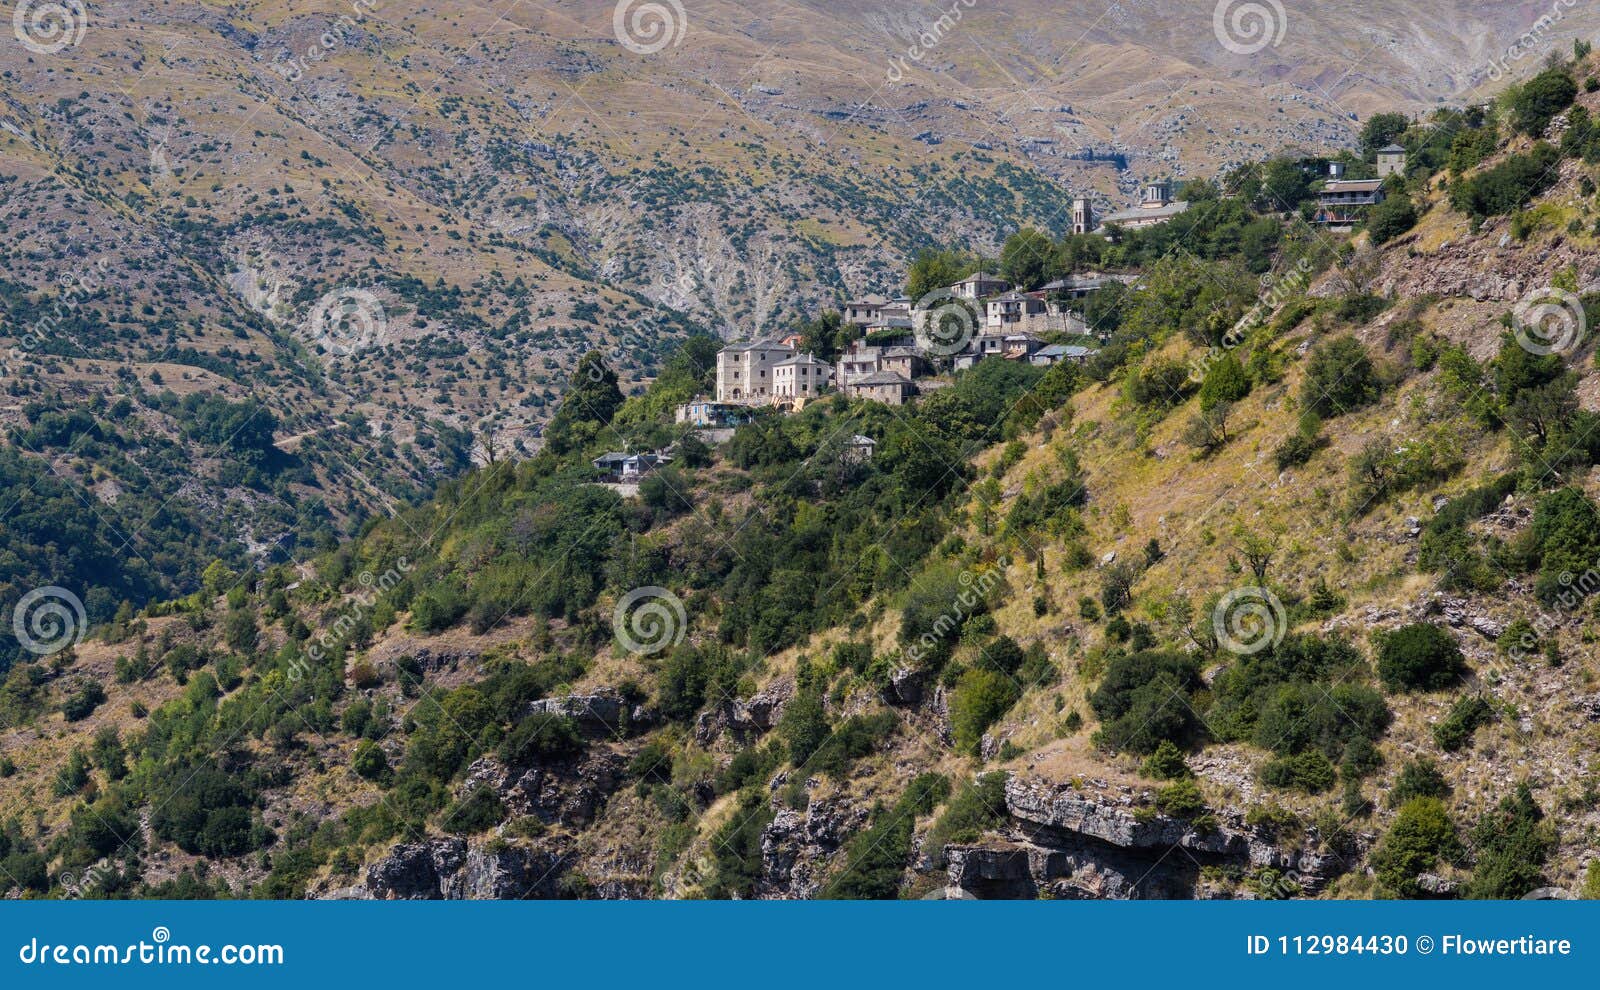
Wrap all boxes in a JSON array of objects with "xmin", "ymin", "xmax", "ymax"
[{"xmin": 10, "ymin": 40, "xmax": 1600, "ymax": 903}]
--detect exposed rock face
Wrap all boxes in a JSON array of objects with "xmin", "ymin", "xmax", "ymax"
[
  {"xmin": 945, "ymin": 775, "xmax": 1347, "ymax": 900},
  {"xmin": 695, "ymin": 680, "xmax": 793, "ymax": 744},
  {"xmin": 365, "ymin": 838, "xmax": 465, "ymax": 900},
  {"xmin": 459, "ymin": 751, "xmax": 626, "ymax": 828},
  {"xmin": 524, "ymin": 691, "xmax": 634, "ymax": 734},
  {"xmin": 882, "ymin": 664, "xmax": 928, "ymax": 706},
  {"xmin": 758, "ymin": 789, "xmax": 869, "ymax": 898},
  {"xmin": 362, "ymin": 837, "xmax": 568, "ymax": 899}
]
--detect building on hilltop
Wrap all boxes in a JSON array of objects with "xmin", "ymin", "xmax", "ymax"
[
  {"xmin": 843, "ymin": 294, "xmax": 891, "ymax": 326},
  {"xmin": 986, "ymin": 290, "xmax": 1048, "ymax": 329},
  {"xmin": 948, "ymin": 272, "xmax": 1010, "ymax": 301},
  {"xmin": 715, "ymin": 338, "xmax": 795, "ymax": 403},
  {"xmin": 1376, "ymin": 144, "xmax": 1408, "ymax": 178},
  {"xmin": 1096, "ymin": 180, "xmax": 1190, "ymax": 233},
  {"xmin": 1314, "ymin": 178, "xmax": 1385, "ymax": 227},
  {"xmin": 772, "ymin": 353, "xmax": 833, "ymax": 401},
  {"xmin": 844, "ymin": 370, "xmax": 917, "ymax": 405},
  {"xmin": 593, "ymin": 450, "xmax": 672, "ymax": 482}
]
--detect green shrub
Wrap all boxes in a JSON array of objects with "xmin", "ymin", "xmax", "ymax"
[
  {"xmin": 352, "ymin": 740, "xmax": 391, "ymax": 782},
  {"xmin": 925, "ymin": 772, "xmax": 1009, "ymax": 862},
  {"xmin": 1259, "ymin": 751, "xmax": 1336, "ymax": 794},
  {"xmin": 949, "ymin": 669, "xmax": 1021, "ymax": 755},
  {"xmin": 1367, "ymin": 193, "xmax": 1419, "ymax": 243},
  {"xmin": 1433, "ymin": 694, "xmax": 1494, "ymax": 752},
  {"xmin": 1462, "ymin": 784, "xmax": 1554, "ymax": 899},
  {"xmin": 1273, "ymin": 429, "xmax": 1328, "ymax": 470},
  {"xmin": 779, "ymin": 689, "xmax": 830, "ymax": 765},
  {"xmin": 60, "ymin": 682, "xmax": 106, "ymax": 722},
  {"xmin": 1301, "ymin": 336, "xmax": 1380, "ymax": 418},
  {"xmin": 1376, "ymin": 624, "xmax": 1464, "ymax": 692},
  {"xmin": 1154, "ymin": 777, "xmax": 1208, "ymax": 819},
  {"xmin": 1450, "ymin": 143, "xmax": 1561, "ymax": 218},
  {"xmin": 1370, "ymin": 797, "xmax": 1462, "ymax": 898},
  {"xmin": 1390, "ymin": 758, "xmax": 1450, "ymax": 807},
  {"xmin": 1089, "ymin": 650, "xmax": 1205, "ymax": 754},
  {"xmin": 1140, "ymin": 739, "xmax": 1192, "ymax": 780},
  {"xmin": 826, "ymin": 773, "xmax": 949, "ymax": 899},
  {"xmin": 498, "ymin": 715, "xmax": 585, "ymax": 766},
  {"xmin": 442, "ymin": 786, "xmax": 506, "ymax": 835},
  {"xmin": 1198, "ymin": 353, "xmax": 1251, "ymax": 410},
  {"xmin": 1509, "ymin": 68, "xmax": 1577, "ymax": 136}
]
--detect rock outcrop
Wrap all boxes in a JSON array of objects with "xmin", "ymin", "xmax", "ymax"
[
  {"xmin": 945, "ymin": 774, "xmax": 1349, "ymax": 899},
  {"xmin": 361, "ymin": 837, "xmax": 568, "ymax": 899}
]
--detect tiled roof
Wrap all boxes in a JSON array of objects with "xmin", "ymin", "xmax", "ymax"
[
  {"xmin": 849, "ymin": 371, "xmax": 913, "ymax": 386},
  {"xmin": 774, "ymin": 353, "xmax": 830, "ymax": 367}
]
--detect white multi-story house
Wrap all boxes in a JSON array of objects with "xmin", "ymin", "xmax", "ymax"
[
  {"xmin": 716, "ymin": 339, "xmax": 796, "ymax": 403},
  {"xmin": 772, "ymin": 353, "xmax": 833, "ymax": 401}
]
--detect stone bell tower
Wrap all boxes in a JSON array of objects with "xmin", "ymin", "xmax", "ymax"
[{"xmin": 1071, "ymin": 196, "xmax": 1094, "ymax": 235}]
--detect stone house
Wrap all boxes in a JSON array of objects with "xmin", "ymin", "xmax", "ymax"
[
  {"xmin": 843, "ymin": 294, "xmax": 890, "ymax": 326},
  {"xmin": 716, "ymin": 338, "xmax": 795, "ymax": 403},
  {"xmin": 948, "ymin": 272, "xmax": 1010, "ymax": 301},
  {"xmin": 985, "ymin": 291, "xmax": 1048, "ymax": 329},
  {"xmin": 1376, "ymin": 144, "xmax": 1407, "ymax": 178},
  {"xmin": 592, "ymin": 451, "xmax": 671, "ymax": 481},
  {"xmin": 845, "ymin": 370, "xmax": 916, "ymax": 405}
]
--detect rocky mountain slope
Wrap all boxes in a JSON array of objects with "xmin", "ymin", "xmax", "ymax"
[
  {"xmin": 4, "ymin": 5, "xmax": 1600, "ymax": 901},
  {"xmin": 1, "ymin": 2, "xmax": 1588, "ymax": 604}
]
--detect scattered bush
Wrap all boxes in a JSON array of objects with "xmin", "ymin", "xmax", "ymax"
[
  {"xmin": 1301, "ymin": 336, "xmax": 1380, "ymax": 418},
  {"xmin": 1370, "ymin": 797, "xmax": 1461, "ymax": 898},
  {"xmin": 1376, "ymin": 624, "xmax": 1464, "ymax": 692},
  {"xmin": 1433, "ymin": 694, "xmax": 1494, "ymax": 752}
]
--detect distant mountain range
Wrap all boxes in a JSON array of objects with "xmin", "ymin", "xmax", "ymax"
[{"xmin": 0, "ymin": 0, "xmax": 1590, "ymax": 582}]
